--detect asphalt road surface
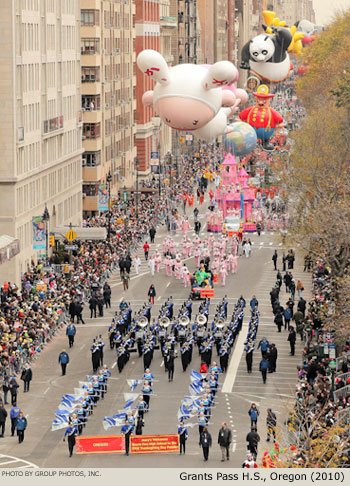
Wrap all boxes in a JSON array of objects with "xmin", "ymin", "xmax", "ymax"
[{"xmin": 0, "ymin": 194, "xmax": 310, "ymax": 468}]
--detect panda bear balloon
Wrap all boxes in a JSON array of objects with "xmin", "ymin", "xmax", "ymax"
[{"xmin": 240, "ymin": 27, "xmax": 293, "ymax": 83}]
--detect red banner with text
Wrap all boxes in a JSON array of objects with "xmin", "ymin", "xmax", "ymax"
[
  {"xmin": 76, "ymin": 435, "xmax": 125, "ymax": 455},
  {"xmin": 130, "ymin": 435, "xmax": 179, "ymax": 454},
  {"xmin": 200, "ymin": 289, "xmax": 215, "ymax": 298}
]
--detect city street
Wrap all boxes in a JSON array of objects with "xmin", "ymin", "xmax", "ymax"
[{"xmin": 0, "ymin": 193, "xmax": 311, "ymax": 468}]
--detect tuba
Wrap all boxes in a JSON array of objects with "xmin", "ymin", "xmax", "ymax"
[
  {"xmin": 197, "ymin": 314, "xmax": 207, "ymax": 325},
  {"xmin": 179, "ymin": 315, "xmax": 190, "ymax": 326},
  {"xmin": 137, "ymin": 316, "xmax": 148, "ymax": 328},
  {"xmin": 215, "ymin": 317, "xmax": 225, "ymax": 329},
  {"xmin": 159, "ymin": 316, "xmax": 170, "ymax": 328}
]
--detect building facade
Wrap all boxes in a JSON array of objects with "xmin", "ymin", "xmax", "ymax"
[
  {"xmin": 81, "ymin": 0, "xmax": 137, "ymax": 214},
  {"xmin": 267, "ymin": 0, "xmax": 316, "ymax": 26},
  {"xmin": 0, "ymin": 0, "xmax": 83, "ymax": 284},
  {"xmin": 135, "ymin": 0, "xmax": 174, "ymax": 175}
]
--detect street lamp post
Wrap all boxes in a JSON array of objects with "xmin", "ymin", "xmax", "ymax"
[
  {"xmin": 42, "ymin": 204, "xmax": 50, "ymax": 263},
  {"xmin": 135, "ymin": 157, "xmax": 139, "ymax": 221},
  {"xmin": 106, "ymin": 169, "xmax": 112, "ymax": 240}
]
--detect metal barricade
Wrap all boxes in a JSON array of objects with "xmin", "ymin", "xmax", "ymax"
[
  {"xmin": 336, "ymin": 352, "xmax": 350, "ymax": 372},
  {"xmin": 333, "ymin": 385, "xmax": 350, "ymax": 402},
  {"xmin": 337, "ymin": 408, "xmax": 350, "ymax": 425}
]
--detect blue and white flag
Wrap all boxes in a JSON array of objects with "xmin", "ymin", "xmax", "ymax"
[
  {"xmin": 124, "ymin": 392, "xmax": 139, "ymax": 403},
  {"xmin": 123, "ymin": 398, "xmax": 136, "ymax": 410},
  {"xmin": 190, "ymin": 370, "xmax": 203, "ymax": 383},
  {"xmin": 127, "ymin": 379, "xmax": 139, "ymax": 391},
  {"xmin": 51, "ymin": 413, "xmax": 69, "ymax": 431},
  {"xmin": 189, "ymin": 382, "xmax": 203, "ymax": 396},
  {"xmin": 58, "ymin": 397, "xmax": 76, "ymax": 412},
  {"xmin": 103, "ymin": 413, "xmax": 127, "ymax": 430}
]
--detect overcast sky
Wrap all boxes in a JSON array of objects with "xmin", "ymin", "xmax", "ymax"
[{"xmin": 313, "ymin": 0, "xmax": 350, "ymax": 24}]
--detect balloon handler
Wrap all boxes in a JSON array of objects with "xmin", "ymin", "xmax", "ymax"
[{"xmin": 238, "ymin": 85, "xmax": 285, "ymax": 151}]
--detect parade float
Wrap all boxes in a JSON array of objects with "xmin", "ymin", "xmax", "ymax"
[{"xmin": 207, "ymin": 153, "xmax": 263, "ymax": 233}]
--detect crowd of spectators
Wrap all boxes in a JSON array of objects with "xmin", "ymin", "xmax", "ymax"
[{"xmin": 285, "ymin": 262, "xmax": 350, "ymax": 466}]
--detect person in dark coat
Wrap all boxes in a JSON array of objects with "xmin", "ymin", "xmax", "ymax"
[
  {"xmin": 274, "ymin": 312, "xmax": 283, "ymax": 332},
  {"xmin": 272, "ymin": 250, "xmax": 278, "ymax": 270},
  {"xmin": 288, "ymin": 326, "xmax": 297, "ymax": 356},
  {"xmin": 166, "ymin": 350, "xmax": 177, "ymax": 382},
  {"xmin": 218, "ymin": 422, "xmax": 232, "ymax": 461},
  {"xmin": 0, "ymin": 403, "xmax": 7, "ymax": 437},
  {"xmin": 149, "ymin": 227, "xmax": 156, "ymax": 243},
  {"xmin": 199, "ymin": 427, "xmax": 212, "ymax": 461},
  {"xmin": 68, "ymin": 300, "xmax": 76, "ymax": 322},
  {"xmin": 97, "ymin": 294, "xmax": 104, "ymax": 317},
  {"xmin": 245, "ymin": 347, "xmax": 254, "ymax": 373},
  {"xmin": 103, "ymin": 283, "xmax": 111, "ymax": 308},
  {"xmin": 20, "ymin": 365, "xmax": 33, "ymax": 392},
  {"xmin": 75, "ymin": 301, "xmax": 85, "ymax": 324},
  {"xmin": 89, "ymin": 296, "xmax": 97, "ymax": 318},
  {"xmin": 268, "ymin": 344, "xmax": 278, "ymax": 373},
  {"xmin": 148, "ymin": 285, "xmax": 156, "ymax": 305},
  {"xmin": 8, "ymin": 377, "xmax": 19, "ymax": 406},
  {"xmin": 246, "ymin": 427, "xmax": 260, "ymax": 459},
  {"xmin": 297, "ymin": 297, "xmax": 306, "ymax": 317},
  {"xmin": 2, "ymin": 376, "xmax": 9, "ymax": 404}
]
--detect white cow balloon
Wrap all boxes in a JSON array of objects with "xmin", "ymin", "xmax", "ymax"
[{"xmin": 137, "ymin": 50, "xmax": 238, "ymax": 135}]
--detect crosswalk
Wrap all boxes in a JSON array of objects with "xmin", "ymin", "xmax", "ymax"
[{"xmin": 0, "ymin": 454, "xmax": 38, "ymax": 468}]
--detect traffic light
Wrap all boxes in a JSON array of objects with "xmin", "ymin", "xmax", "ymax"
[{"xmin": 49, "ymin": 235, "xmax": 55, "ymax": 247}]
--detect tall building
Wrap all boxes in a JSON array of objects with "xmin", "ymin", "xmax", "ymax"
[
  {"xmin": 197, "ymin": 0, "xmax": 236, "ymax": 64},
  {"xmin": 267, "ymin": 0, "xmax": 315, "ymax": 26},
  {"xmin": 169, "ymin": 0, "xmax": 203, "ymax": 65},
  {"xmin": 135, "ymin": 0, "xmax": 174, "ymax": 175},
  {"xmin": 0, "ymin": 0, "xmax": 83, "ymax": 284},
  {"xmin": 81, "ymin": 0, "xmax": 136, "ymax": 215}
]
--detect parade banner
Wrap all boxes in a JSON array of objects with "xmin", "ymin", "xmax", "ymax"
[
  {"xmin": 76, "ymin": 435, "xmax": 125, "ymax": 454},
  {"xmin": 200, "ymin": 289, "xmax": 215, "ymax": 298},
  {"xmin": 32, "ymin": 216, "xmax": 46, "ymax": 250},
  {"xmin": 130, "ymin": 435, "xmax": 179, "ymax": 454},
  {"xmin": 98, "ymin": 184, "xmax": 108, "ymax": 211}
]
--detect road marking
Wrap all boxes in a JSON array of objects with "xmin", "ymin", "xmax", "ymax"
[
  {"xmin": 44, "ymin": 387, "xmax": 50, "ymax": 395},
  {"xmin": 157, "ymin": 296, "xmax": 161, "ymax": 301},
  {"xmin": 232, "ymin": 443, "xmax": 236, "ymax": 452},
  {"xmin": 166, "ymin": 282, "xmax": 171, "ymax": 287},
  {"xmin": 160, "ymin": 360, "xmax": 164, "ymax": 367},
  {"xmin": 222, "ymin": 322, "xmax": 248, "ymax": 393},
  {"xmin": 0, "ymin": 460, "xmax": 19, "ymax": 466},
  {"xmin": 111, "ymin": 362, "xmax": 117, "ymax": 369},
  {"xmin": 79, "ymin": 344, "xmax": 86, "ymax": 351},
  {"xmin": 0, "ymin": 454, "xmax": 38, "ymax": 469}
]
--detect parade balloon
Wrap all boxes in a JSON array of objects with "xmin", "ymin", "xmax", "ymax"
[
  {"xmin": 137, "ymin": 50, "xmax": 238, "ymax": 134},
  {"xmin": 238, "ymin": 85, "xmax": 285, "ymax": 151},
  {"xmin": 223, "ymin": 122, "xmax": 257, "ymax": 157},
  {"xmin": 240, "ymin": 26, "xmax": 292, "ymax": 83}
]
